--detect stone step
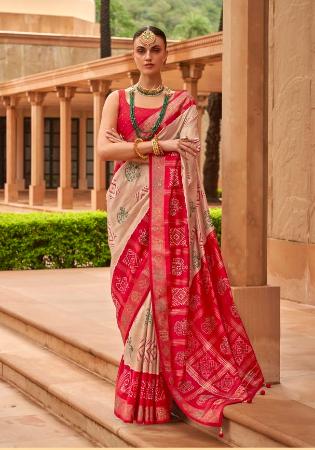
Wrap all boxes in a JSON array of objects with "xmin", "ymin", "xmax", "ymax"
[
  {"xmin": 0, "ymin": 299, "xmax": 119, "ymax": 384},
  {"xmin": 0, "ymin": 324, "xmax": 227, "ymax": 448},
  {"xmin": 1, "ymin": 285, "xmax": 315, "ymax": 447},
  {"xmin": 0, "ymin": 378, "xmax": 97, "ymax": 448}
]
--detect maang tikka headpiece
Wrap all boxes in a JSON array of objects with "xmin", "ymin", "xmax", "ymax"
[{"xmin": 139, "ymin": 26, "xmax": 156, "ymax": 47}]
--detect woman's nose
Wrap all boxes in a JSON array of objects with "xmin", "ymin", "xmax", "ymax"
[{"xmin": 144, "ymin": 50, "xmax": 152, "ymax": 59}]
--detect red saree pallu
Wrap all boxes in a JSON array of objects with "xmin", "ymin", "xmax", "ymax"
[{"xmin": 106, "ymin": 89, "xmax": 265, "ymax": 427}]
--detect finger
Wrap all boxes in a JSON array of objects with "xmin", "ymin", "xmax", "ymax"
[
  {"xmin": 179, "ymin": 143, "xmax": 195, "ymax": 156},
  {"xmin": 107, "ymin": 136, "xmax": 121, "ymax": 143},
  {"xmin": 178, "ymin": 149, "xmax": 189, "ymax": 159},
  {"xmin": 181, "ymin": 137, "xmax": 197, "ymax": 144},
  {"xmin": 111, "ymin": 128, "xmax": 123, "ymax": 138},
  {"xmin": 180, "ymin": 144, "xmax": 199, "ymax": 156},
  {"xmin": 105, "ymin": 130, "xmax": 117, "ymax": 137},
  {"xmin": 105, "ymin": 132, "xmax": 116, "ymax": 139},
  {"xmin": 180, "ymin": 141, "xmax": 198, "ymax": 152},
  {"xmin": 106, "ymin": 132, "xmax": 123, "ymax": 142}
]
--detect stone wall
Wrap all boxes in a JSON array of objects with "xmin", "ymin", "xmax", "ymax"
[
  {"xmin": 0, "ymin": 44, "xmax": 100, "ymax": 82},
  {"xmin": 0, "ymin": 12, "xmax": 99, "ymax": 35},
  {"xmin": 267, "ymin": 0, "xmax": 315, "ymax": 305},
  {"xmin": 0, "ymin": 0, "xmax": 95, "ymax": 24}
]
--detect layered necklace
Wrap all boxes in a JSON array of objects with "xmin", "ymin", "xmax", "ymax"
[{"xmin": 129, "ymin": 82, "xmax": 172, "ymax": 141}]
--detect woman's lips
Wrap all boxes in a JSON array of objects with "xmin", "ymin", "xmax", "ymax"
[{"xmin": 144, "ymin": 64, "xmax": 154, "ymax": 68}]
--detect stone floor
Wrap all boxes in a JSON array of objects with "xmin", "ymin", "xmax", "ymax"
[
  {"xmin": 0, "ymin": 378, "xmax": 96, "ymax": 448},
  {"xmin": 0, "ymin": 189, "xmax": 92, "ymax": 212}
]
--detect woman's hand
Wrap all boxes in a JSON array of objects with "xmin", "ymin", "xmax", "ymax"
[
  {"xmin": 159, "ymin": 138, "xmax": 200, "ymax": 159},
  {"xmin": 104, "ymin": 128, "xmax": 148, "ymax": 164},
  {"xmin": 105, "ymin": 128, "xmax": 125, "ymax": 143}
]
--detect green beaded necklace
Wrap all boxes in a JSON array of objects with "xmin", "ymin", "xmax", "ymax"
[{"xmin": 129, "ymin": 85, "xmax": 172, "ymax": 141}]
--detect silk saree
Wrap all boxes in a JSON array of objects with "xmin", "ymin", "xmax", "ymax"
[{"xmin": 106, "ymin": 88, "xmax": 265, "ymax": 428}]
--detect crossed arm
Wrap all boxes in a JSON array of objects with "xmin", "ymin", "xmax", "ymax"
[{"xmin": 96, "ymin": 90, "xmax": 200, "ymax": 162}]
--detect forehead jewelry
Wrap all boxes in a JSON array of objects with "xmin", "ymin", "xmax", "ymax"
[{"xmin": 139, "ymin": 27, "xmax": 156, "ymax": 47}]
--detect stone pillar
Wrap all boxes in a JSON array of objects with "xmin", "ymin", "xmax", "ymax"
[
  {"xmin": 27, "ymin": 91, "xmax": 46, "ymax": 206},
  {"xmin": 222, "ymin": 0, "xmax": 280, "ymax": 382},
  {"xmin": 78, "ymin": 113, "xmax": 88, "ymax": 190},
  {"xmin": 56, "ymin": 86, "xmax": 76, "ymax": 209},
  {"xmin": 128, "ymin": 70, "xmax": 140, "ymax": 85},
  {"xmin": 179, "ymin": 62, "xmax": 205, "ymax": 101},
  {"xmin": 197, "ymin": 94, "xmax": 208, "ymax": 177},
  {"xmin": 16, "ymin": 110, "xmax": 25, "ymax": 190},
  {"xmin": 2, "ymin": 96, "xmax": 19, "ymax": 203},
  {"xmin": 89, "ymin": 79, "xmax": 111, "ymax": 210}
]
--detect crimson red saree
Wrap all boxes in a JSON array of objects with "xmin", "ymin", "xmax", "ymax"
[{"xmin": 106, "ymin": 89, "xmax": 264, "ymax": 428}]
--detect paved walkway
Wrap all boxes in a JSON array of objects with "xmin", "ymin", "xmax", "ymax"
[
  {"xmin": 0, "ymin": 189, "xmax": 93, "ymax": 212},
  {"xmin": 0, "ymin": 378, "xmax": 96, "ymax": 447}
]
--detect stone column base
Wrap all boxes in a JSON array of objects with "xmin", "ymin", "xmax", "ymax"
[
  {"xmin": 91, "ymin": 188, "xmax": 106, "ymax": 211},
  {"xmin": 29, "ymin": 184, "xmax": 45, "ymax": 206},
  {"xmin": 57, "ymin": 186, "xmax": 73, "ymax": 209},
  {"xmin": 16, "ymin": 178, "xmax": 25, "ymax": 190},
  {"xmin": 4, "ymin": 183, "xmax": 19, "ymax": 203},
  {"xmin": 79, "ymin": 178, "xmax": 88, "ymax": 190},
  {"xmin": 231, "ymin": 285, "xmax": 280, "ymax": 384}
]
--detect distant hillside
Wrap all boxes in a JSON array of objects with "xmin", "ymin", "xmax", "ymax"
[{"xmin": 95, "ymin": 0, "xmax": 222, "ymax": 39}]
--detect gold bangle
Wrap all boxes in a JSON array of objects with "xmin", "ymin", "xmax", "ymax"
[
  {"xmin": 133, "ymin": 138, "xmax": 147, "ymax": 160},
  {"xmin": 152, "ymin": 136, "xmax": 164, "ymax": 156},
  {"xmin": 156, "ymin": 136, "xmax": 164, "ymax": 156},
  {"xmin": 151, "ymin": 137, "xmax": 159, "ymax": 156}
]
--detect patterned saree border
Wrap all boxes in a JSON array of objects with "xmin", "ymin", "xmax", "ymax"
[
  {"xmin": 112, "ymin": 211, "xmax": 151, "ymax": 344},
  {"xmin": 114, "ymin": 358, "xmax": 173, "ymax": 424}
]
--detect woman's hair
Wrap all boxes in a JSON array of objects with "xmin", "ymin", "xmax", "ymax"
[{"xmin": 133, "ymin": 26, "xmax": 167, "ymax": 48}]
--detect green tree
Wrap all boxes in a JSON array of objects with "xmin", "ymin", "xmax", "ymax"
[
  {"xmin": 173, "ymin": 11, "xmax": 212, "ymax": 39},
  {"xmin": 110, "ymin": 0, "xmax": 135, "ymax": 37},
  {"xmin": 94, "ymin": 0, "xmax": 222, "ymax": 39},
  {"xmin": 96, "ymin": 0, "xmax": 135, "ymax": 37}
]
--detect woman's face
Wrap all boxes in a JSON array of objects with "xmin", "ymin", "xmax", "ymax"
[{"xmin": 133, "ymin": 35, "xmax": 167, "ymax": 76}]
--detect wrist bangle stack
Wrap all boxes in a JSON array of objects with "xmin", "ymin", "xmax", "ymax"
[
  {"xmin": 151, "ymin": 136, "xmax": 164, "ymax": 156},
  {"xmin": 133, "ymin": 138, "xmax": 148, "ymax": 160}
]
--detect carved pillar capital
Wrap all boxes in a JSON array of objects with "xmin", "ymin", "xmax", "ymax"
[
  {"xmin": 2, "ymin": 95, "xmax": 19, "ymax": 109},
  {"xmin": 56, "ymin": 86, "xmax": 76, "ymax": 101},
  {"xmin": 89, "ymin": 79, "xmax": 111, "ymax": 94},
  {"xmin": 179, "ymin": 62, "xmax": 205, "ymax": 101},
  {"xmin": 179, "ymin": 62, "xmax": 205, "ymax": 82},
  {"xmin": 26, "ymin": 91, "xmax": 47, "ymax": 106}
]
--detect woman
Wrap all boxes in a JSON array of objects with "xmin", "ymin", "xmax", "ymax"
[{"xmin": 97, "ymin": 25, "xmax": 266, "ymax": 437}]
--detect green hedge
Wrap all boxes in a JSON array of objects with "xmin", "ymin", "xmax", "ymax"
[
  {"xmin": 0, "ymin": 211, "xmax": 111, "ymax": 270},
  {"xmin": 209, "ymin": 207, "xmax": 222, "ymax": 245},
  {"xmin": 0, "ymin": 208, "xmax": 222, "ymax": 270}
]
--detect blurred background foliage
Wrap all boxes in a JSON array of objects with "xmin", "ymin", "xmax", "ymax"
[{"xmin": 94, "ymin": 0, "xmax": 222, "ymax": 39}]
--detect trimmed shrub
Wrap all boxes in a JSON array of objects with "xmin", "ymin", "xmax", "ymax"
[
  {"xmin": 0, "ymin": 207, "xmax": 222, "ymax": 270},
  {"xmin": 209, "ymin": 207, "xmax": 222, "ymax": 245},
  {"xmin": 0, "ymin": 211, "xmax": 110, "ymax": 270}
]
